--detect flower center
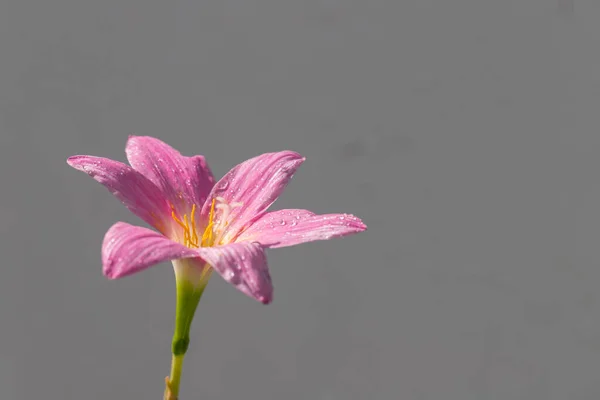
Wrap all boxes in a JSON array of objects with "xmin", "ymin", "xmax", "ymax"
[{"xmin": 170, "ymin": 198, "xmax": 242, "ymax": 248}]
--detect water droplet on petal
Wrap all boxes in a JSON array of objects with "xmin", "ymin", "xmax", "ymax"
[
  {"xmin": 225, "ymin": 269, "xmax": 240, "ymax": 283},
  {"xmin": 291, "ymin": 221, "xmax": 297, "ymax": 226},
  {"xmin": 280, "ymin": 220, "xmax": 286, "ymax": 225}
]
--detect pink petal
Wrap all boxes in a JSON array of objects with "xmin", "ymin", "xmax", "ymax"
[
  {"xmin": 236, "ymin": 209, "xmax": 367, "ymax": 248},
  {"xmin": 197, "ymin": 242, "xmax": 273, "ymax": 304},
  {"xmin": 67, "ymin": 155, "xmax": 170, "ymax": 230},
  {"xmin": 102, "ymin": 222, "xmax": 200, "ymax": 279},
  {"xmin": 125, "ymin": 135, "xmax": 216, "ymax": 215},
  {"xmin": 202, "ymin": 151, "xmax": 305, "ymax": 240}
]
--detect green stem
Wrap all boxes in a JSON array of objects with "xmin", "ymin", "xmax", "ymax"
[
  {"xmin": 166, "ymin": 354, "xmax": 185, "ymax": 399},
  {"xmin": 164, "ymin": 266, "xmax": 210, "ymax": 400},
  {"xmin": 172, "ymin": 280, "xmax": 205, "ymax": 356}
]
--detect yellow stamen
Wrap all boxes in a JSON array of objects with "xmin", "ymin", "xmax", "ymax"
[
  {"xmin": 171, "ymin": 204, "xmax": 200, "ymax": 248},
  {"xmin": 183, "ymin": 214, "xmax": 190, "ymax": 245},
  {"xmin": 171, "ymin": 209, "xmax": 187, "ymax": 231},
  {"xmin": 201, "ymin": 199, "xmax": 216, "ymax": 247},
  {"xmin": 190, "ymin": 204, "xmax": 198, "ymax": 245},
  {"xmin": 170, "ymin": 198, "xmax": 240, "ymax": 249}
]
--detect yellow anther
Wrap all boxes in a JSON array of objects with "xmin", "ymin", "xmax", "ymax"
[
  {"xmin": 200, "ymin": 199, "xmax": 217, "ymax": 247},
  {"xmin": 183, "ymin": 214, "xmax": 190, "ymax": 246},
  {"xmin": 190, "ymin": 204, "xmax": 198, "ymax": 245},
  {"xmin": 171, "ymin": 198, "xmax": 239, "ymax": 249},
  {"xmin": 171, "ymin": 210, "xmax": 187, "ymax": 231},
  {"xmin": 171, "ymin": 204, "xmax": 200, "ymax": 248}
]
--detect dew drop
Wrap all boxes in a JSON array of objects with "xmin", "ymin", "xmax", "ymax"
[
  {"xmin": 280, "ymin": 220, "xmax": 286, "ymax": 225},
  {"xmin": 291, "ymin": 221, "xmax": 297, "ymax": 226},
  {"xmin": 225, "ymin": 270, "xmax": 238, "ymax": 282}
]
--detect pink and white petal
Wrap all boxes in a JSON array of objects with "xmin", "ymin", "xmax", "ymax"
[
  {"xmin": 202, "ymin": 151, "xmax": 305, "ymax": 239},
  {"xmin": 125, "ymin": 135, "xmax": 216, "ymax": 215},
  {"xmin": 67, "ymin": 155, "xmax": 170, "ymax": 230},
  {"xmin": 236, "ymin": 209, "xmax": 367, "ymax": 248},
  {"xmin": 102, "ymin": 222, "xmax": 200, "ymax": 279},
  {"xmin": 197, "ymin": 242, "xmax": 273, "ymax": 304}
]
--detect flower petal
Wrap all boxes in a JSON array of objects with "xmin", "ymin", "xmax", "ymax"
[
  {"xmin": 67, "ymin": 155, "xmax": 170, "ymax": 230},
  {"xmin": 102, "ymin": 222, "xmax": 200, "ymax": 279},
  {"xmin": 125, "ymin": 135, "xmax": 216, "ymax": 214},
  {"xmin": 202, "ymin": 151, "xmax": 305, "ymax": 240},
  {"xmin": 197, "ymin": 242, "xmax": 273, "ymax": 304},
  {"xmin": 236, "ymin": 209, "xmax": 367, "ymax": 248}
]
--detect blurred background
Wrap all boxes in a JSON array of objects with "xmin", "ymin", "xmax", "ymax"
[{"xmin": 3, "ymin": 0, "xmax": 600, "ymax": 399}]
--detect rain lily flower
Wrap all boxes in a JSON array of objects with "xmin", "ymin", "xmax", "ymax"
[{"xmin": 66, "ymin": 136, "xmax": 367, "ymax": 399}]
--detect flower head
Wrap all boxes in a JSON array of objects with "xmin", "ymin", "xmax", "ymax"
[{"xmin": 67, "ymin": 136, "xmax": 367, "ymax": 304}]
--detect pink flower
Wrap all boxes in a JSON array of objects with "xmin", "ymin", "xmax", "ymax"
[{"xmin": 67, "ymin": 136, "xmax": 367, "ymax": 304}]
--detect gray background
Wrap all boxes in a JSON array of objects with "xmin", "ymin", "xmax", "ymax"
[{"xmin": 2, "ymin": 0, "xmax": 600, "ymax": 399}]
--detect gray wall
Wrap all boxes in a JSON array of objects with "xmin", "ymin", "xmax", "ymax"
[{"xmin": 3, "ymin": 0, "xmax": 600, "ymax": 399}]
